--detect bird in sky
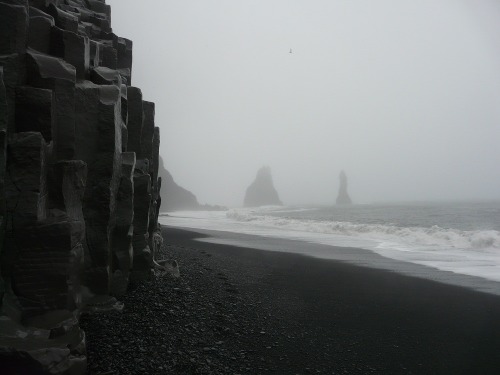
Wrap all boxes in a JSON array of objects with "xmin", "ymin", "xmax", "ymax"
[{"xmin": 289, "ymin": 48, "xmax": 293, "ymax": 54}]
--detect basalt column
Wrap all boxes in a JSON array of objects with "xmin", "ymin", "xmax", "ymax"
[
  {"xmin": 74, "ymin": 82, "xmax": 122, "ymax": 295},
  {"xmin": 0, "ymin": 68, "xmax": 7, "ymax": 303},
  {"xmin": 127, "ymin": 88, "xmax": 152, "ymax": 281},
  {"xmin": 0, "ymin": 0, "xmax": 162, "ymax": 373},
  {"xmin": 109, "ymin": 151, "xmax": 135, "ymax": 296},
  {"xmin": 143, "ymin": 102, "xmax": 162, "ymax": 262},
  {"xmin": 149, "ymin": 126, "xmax": 162, "ymax": 259}
]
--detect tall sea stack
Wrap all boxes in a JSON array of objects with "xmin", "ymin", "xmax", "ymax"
[
  {"xmin": 336, "ymin": 170, "xmax": 352, "ymax": 205},
  {"xmin": 244, "ymin": 167, "xmax": 283, "ymax": 207},
  {"xmin": 0, "ymin": 1, "xmax": 162, "ymax": 373}
]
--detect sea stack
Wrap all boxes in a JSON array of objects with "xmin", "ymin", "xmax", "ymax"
[
  {"xmin": 336, "ymin": 170, "xmax": 352, "ymax": 205},
  {"xmin": 244, "ymin": 167, "xmax": 283, "ymax": 207}
]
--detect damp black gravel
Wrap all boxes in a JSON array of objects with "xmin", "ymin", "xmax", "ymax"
[
  {"xmin": 80, "ymin": 240, "xmax": 314, "ymax": 374},
  {"xmin": 81, "ymin": 227, "xmax": 500, "ymax": 375}
]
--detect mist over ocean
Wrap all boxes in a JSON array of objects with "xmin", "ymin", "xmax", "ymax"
[{"xmin": 160, "ymin": 201, "xmax": 500, "ymax": 283}]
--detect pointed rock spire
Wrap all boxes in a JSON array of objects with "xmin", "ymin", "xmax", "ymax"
[
  {"xmin": 336, "ymin": 170, "xmax": 352, "ymax": 205},
  {"xmin": 244, "ymin": 166, "xmax": 282, "ymax": 207}
]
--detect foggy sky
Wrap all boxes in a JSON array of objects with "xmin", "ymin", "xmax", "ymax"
[{"xmin": 107, "ymin": 0, "xmax": 500, "ymax": 206}]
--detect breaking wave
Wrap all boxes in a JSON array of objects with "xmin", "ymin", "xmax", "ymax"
[{"xmin": 226, "ymin": 209, "xmax": 500, "ymax": 251}]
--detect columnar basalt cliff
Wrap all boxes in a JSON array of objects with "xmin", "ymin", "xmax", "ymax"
[{"xmin": 0, "ymin": 1, "xmax": 162, "ymax": 373}]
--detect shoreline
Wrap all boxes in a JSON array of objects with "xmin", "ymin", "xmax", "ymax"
[
  {"xmin": 165, "ymin": 225, "xmax": 500, "ymax": 296},
  {"xmin": 82, "ymin": 226, "xmax": 500, "ymax": 374}
]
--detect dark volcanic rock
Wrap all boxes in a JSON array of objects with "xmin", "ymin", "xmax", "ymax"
[
  {"xmin": 15, "ymin": 85, "xmax": 54, "ymax": 141},
  {"xmin": 5, "ymin": 132, "xmax": 48, "ymax": 228},
  {"xmin": 90, "ymin": 65, "xmax": 121, "ymax": 85},
  {"xmin": 0, "ymin": 2, "xmax": 28, "ymax": 56},
  {"xmin": 4, "ymin": 133, "xmax": 86, "ymax": 318},
  {"xmin": 75, "ymin": 82, "xmax": 122, "ymax": 295},
  {"xmin": 0, "ymin": 51, "xmax": 27, "ymax": 134},
  {"xmin": 50, "ymin": 26, "xmax": 90, "ymax": 80},
  {"xmin": 0, "ymin": 1, "xmax": 162, "ymax": 373},
  {"xmin": 0, "ymin": 312, "xmax": 86, "ymax": 375},
  {"xmin": 27, "ymin": 9, "xmax": 54, "ymax": 54},
  {"xmin": 110, "ymin": 152, "xmax": 135, "ymax": 296},
  {"xmin": 336, "ymin": 170, "xmax": 352, "ymax": 205},
  {"xmin": 0, "ymin": 67, "xmax": 7, "ymax": 133},
  {"xmin": 131, "ymin": 171, "xmax": 152, "ymax": 281},
  {"xmin": 244, "ymin": 166, "xmax": 282, "ymax": 207},
  {"xmin": 125, "ymin": 86, "xmax": 143, "ymax": 156},
  {"xmin": 26, "ymin": 49, "xmax": 76, "ymax": 160},
  {"xmin": 0, "ymin": 69, "xmax": 7, "ymax": 304},
  {"xmin": 158, "ymin": 156, "xmax": 200, "ymax": 212}
]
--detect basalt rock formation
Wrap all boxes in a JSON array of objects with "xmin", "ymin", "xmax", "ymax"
[
  {"xmin": 336, "ymin": 170, "xmax": 352, "ymax": 205},
  {"xmin": 244, "ymin": 166, "xmax": 282, "ymax": 207},
  {"xmin": 158, "ymin": 157, "xmax": 200, "ymax": 212},
  {"xmin": 0, "ymin": 1, "xmax": 162, "ymax": 373}
]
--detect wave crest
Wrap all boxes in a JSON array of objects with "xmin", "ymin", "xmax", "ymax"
[{"xmin": 226, "ymin": 209, "xmax": 500, "ymax": 250}]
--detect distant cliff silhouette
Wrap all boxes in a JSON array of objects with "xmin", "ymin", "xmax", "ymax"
[
  {"xmin": 336, "ymin": 170, "xmax": 352, "ymax": 205},
  {"xmin": 244, "ymin": 167, "xmax": 283, "ymax": 207},
  {"xmin": 158, "ymin": 157, "xmax": 200, "ymax": 211}
]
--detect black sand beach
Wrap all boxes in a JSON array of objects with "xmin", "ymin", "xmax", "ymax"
[{"xmin": 82, "ymin": 226, "xmax": 500, "ymax": 374}]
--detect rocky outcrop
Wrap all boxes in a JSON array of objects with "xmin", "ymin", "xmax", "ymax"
[
  {"xmin": 244, "ymin": 167, "xmax": 282, "ymax": 207},
  {"xmin": 0, "ymin": 1, "xmax": 162, "ymax": 373},
  {"xmin": 158, "ymin": 156, "xmax": 200, "ymax": 212},
  {"xmin": 336, "ymin": 170, "xmax": 352, "ymax": 205}
]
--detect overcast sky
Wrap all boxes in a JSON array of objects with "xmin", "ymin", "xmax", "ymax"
[{"xmin": 107, "ymin": 0, "xmax": 500, "ymax": 206}]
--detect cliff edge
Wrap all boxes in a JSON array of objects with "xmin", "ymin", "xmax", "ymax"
[{"xmin": 158, "ymin": 157, "xmax": 200, "ymax": 211}]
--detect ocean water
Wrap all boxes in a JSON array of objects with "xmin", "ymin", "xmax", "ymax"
[{"xmin": 159, "ymin": 201, "xmax": 500, "ymax": 283}]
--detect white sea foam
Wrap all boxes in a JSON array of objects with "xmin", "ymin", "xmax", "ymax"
[
  {"xmin": 226, "ymin": 208, "xmax": 500, "ymax": 251},
  {"xmin": 159, "ymin": 206, "xmax": 500, "ymax": 282}
]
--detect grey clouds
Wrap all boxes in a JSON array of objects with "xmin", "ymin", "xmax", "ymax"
[{"xmin": 108, "ymin": 0, "xmax": 500, "ymax": 206}]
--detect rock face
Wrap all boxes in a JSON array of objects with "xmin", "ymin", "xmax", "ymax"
[
  {"xmin": 158, "ymin": 156, "xmax": 200, "ymax": 211},
  {"xmin": 0, "ymin": 1, "xmax": 162, "ymax": 373},
  {"xmin": 336, "ymin": 170, "xmax": 352, "ymax": 205},
  {"xmin": 244, "ymin": 167, "xmax": 282, "ymax": 207}
]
